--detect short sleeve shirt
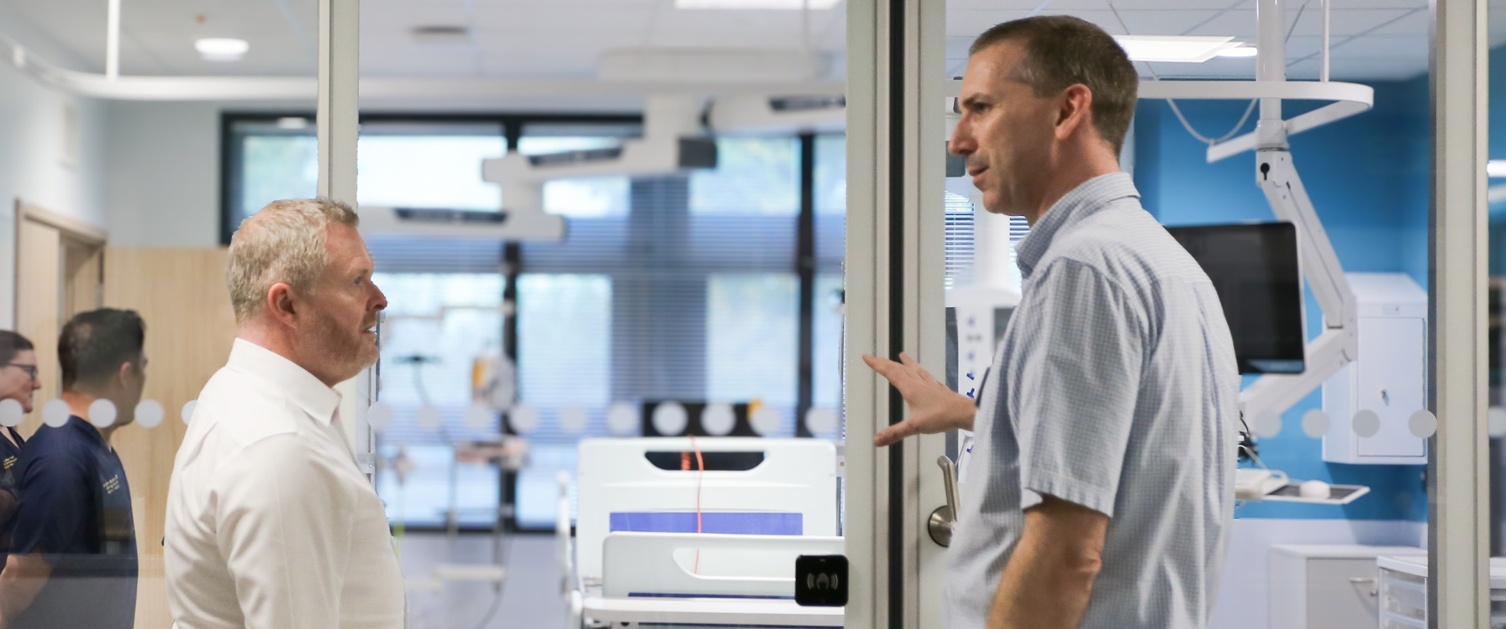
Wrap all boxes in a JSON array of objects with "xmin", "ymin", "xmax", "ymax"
[
  {"xmin": 944, "ymin": 173, "xmax": 1241, "ymax": 629},
  {"xmin": 9, "ymin": 416, "xmax": 137, "ymax": 629}
]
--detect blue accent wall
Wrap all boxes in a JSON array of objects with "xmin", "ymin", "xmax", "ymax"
[
  {"xmin": 1133, "ymin": 77, "xmax": 1431, "ymax": 521},
  {"xmin": 1488, "ymin": 45, "xmax": 1506, "ymax": 275}
]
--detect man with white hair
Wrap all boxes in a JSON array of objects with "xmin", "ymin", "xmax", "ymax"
[{"xmin": 164, "ymin": 198, "xmax": 402, "ymax": 628}]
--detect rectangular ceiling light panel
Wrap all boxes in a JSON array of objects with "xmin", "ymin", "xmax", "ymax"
[{"xmin": 1114, "ymin": 35, "xmax": 1238, "ymax": 63}]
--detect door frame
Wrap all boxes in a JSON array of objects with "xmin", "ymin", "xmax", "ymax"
[
  {"xmin": 13, "ymin": 200, "xmax": 107, "ymax": 327},
  {"xmin": 12, "ymin": 199, "xmax": 107, "ymax": 431},
  {"xmin": 845, "ymin": 0, "xmax": 949, "ymax": 626}
]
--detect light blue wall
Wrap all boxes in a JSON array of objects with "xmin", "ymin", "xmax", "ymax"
[{"xmin": 1133, "ymin": 76, "xmax": 1431, "ymax": 521}]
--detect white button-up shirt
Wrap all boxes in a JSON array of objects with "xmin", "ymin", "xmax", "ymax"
[{"xmin": 165, "ymin": 339, "xmax": 405, "ymax": 629}]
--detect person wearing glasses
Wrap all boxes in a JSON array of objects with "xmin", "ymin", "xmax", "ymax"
[
  {"xmin": 0, "ymin": 331, "xmax": 38, "ymax": 572},
  {"xmin": 0, "ymin": 310, "xmax": 147, "ymax": 629}
]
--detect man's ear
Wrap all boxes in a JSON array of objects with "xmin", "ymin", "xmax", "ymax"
[
  {"xmin": 1055, "ymin": 84, "xmax": 1095, "ymax": 141},
  {"xmin": 115, "ymin": 360, "xmax": 132, "ymax": 392},
  {"xmin": 267, "ymin": 282, "xmax": 299, "ymax": 326}
]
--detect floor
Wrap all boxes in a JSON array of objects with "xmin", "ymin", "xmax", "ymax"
[{"xmin": 399, "ymin": 531, "xmax": 567, "ymax": 629}]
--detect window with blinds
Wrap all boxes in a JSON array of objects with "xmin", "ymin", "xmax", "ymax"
[
  {"xmin": 513, "ymin": 136, "xmax": 805, "ymax": 529},
  {"xmin": 945, "ymin": 192, "xmax": 976, "ymax": 290}
]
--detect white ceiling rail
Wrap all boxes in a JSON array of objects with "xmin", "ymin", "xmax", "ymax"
[
  {"xmin": 29, "ymin": 69, "xmax": 848, "ymax": 103},
  {"xmin": 947, "ymin": 78, "xmax": 1373, "ymax": 164}
]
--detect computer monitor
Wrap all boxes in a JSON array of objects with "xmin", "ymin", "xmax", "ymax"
[{"xmin": 1166, "ymin": 222, "xmax": 1306, "ymax": 375}]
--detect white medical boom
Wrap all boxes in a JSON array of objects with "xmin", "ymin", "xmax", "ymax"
[
  {"xmin": 943, "ymin": 0, "xmax": 1368, "ymax": 425},
  {"xmin": 1234, "ymin": 0, "xmax": 1359, "ymax": 424}
]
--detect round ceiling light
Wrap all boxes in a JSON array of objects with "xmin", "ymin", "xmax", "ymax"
[{"xmin": 195, "ymin": 38, "xmax": 250, "ymax": 62}]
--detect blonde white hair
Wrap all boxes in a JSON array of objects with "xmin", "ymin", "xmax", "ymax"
[{"xmin": 226, "ymin": 198, "xmax": 359, "ymax": 323}]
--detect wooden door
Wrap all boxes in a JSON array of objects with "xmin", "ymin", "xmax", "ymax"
[{"xmin": 103, "ymin": 247, "xmax": 237, "ymax": 629}]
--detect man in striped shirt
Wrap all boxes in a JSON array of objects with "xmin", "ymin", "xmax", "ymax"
[{"xmin": 865, "ymin": 15, "xmax": 1240, "ymax": 629}]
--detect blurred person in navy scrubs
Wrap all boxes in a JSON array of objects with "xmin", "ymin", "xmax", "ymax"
[
  {"xmin": 0, "ymin": 310, "xmax": 146, "ymax": 629},
  {"xmin": 0, "ymin": 331, "xmax": 39, "ymax": 571}
]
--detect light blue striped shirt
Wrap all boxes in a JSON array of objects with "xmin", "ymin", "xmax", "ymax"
[{"xmin": 944, "ymin": 173, "xmax": 1240, "ymax": 628}]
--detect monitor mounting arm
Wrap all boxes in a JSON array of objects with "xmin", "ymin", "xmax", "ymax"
[{"xmin": 1238, "ymin": 143, "xmax": 1358, "ymax": 424}]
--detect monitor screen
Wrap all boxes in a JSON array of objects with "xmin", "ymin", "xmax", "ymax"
[{"xmin": 1166, "ymin": 222, "xmax": 1305, "ymax": 374}]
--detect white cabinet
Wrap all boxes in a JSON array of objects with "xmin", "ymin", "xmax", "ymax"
[
  {"xmin": 1322, "ymin": 273, "xmax": 1428, "ymax": 465},
  {"xmin": 1268, "ymin": 545, "xmax": 1424, "ymax": 629},
  {"xmin": 1376, "ymin": 555, "xmax": 1506, "ymax": 627}
]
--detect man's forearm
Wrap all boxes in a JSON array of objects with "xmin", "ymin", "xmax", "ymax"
[
  {"xmin": 0, "ymin": 554, "xmax": 50, "ymax": 625},
  {"xmin": 0, "ymin": 489, "xmax": 18, "ymax": 525},
  {"xmin": 988, "ymin": 524, "xmax": 1101, "ymax": 628}
]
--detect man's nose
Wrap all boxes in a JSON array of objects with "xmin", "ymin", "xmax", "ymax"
[
  {"xmin": 372, "ymin": 285, "xmax": 389, "ymax": 312},
  {"xmin": 948, "ymin": 125, "xmax": 973, "ymax": 156}
]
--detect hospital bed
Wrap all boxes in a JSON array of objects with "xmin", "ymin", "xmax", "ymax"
[{"xmin": 565, "ymin": 437, "xmax": 844, "ymax": 627}]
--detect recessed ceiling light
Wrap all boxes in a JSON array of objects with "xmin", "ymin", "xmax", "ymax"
[
  {"xmin": 195, "ymin": 38, "xmax": 249, "ymax": 62},
  {"xmin": 276, "ymin": 117, "xmax": 309, "ymax": 130},
  {"xmin": 1216, "ymin": 45, "xmax": 1259, "ymax": 59},
  {"xmin": 675, "ymin": 0, "xmax": 842, "ymax": 8},
  {"xmin": 1114, "ymin": 36, "xmax": 1239, "ymax": 63},
  {"xmin": 1487, "ymin": 160, "xmax": 1506, "ymax": 178}
]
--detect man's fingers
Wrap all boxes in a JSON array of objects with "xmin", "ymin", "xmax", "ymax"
[
  {"xmin": 899, "ymin": 352, "xmax": 937, "ymax": 384},
  {"xmin": 873, "ymin": 420, "xmax": 919, "ymax": 447},
  {"xmin": 864, "ymin": 354, "xmax": 909, "ymax": 386}
]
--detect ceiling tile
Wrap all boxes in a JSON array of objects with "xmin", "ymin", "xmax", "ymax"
[
  {"xmin": 1288, "ymin": 8, "xmax": 1423, "ymax": 36},
  {"xmin": 948, "ymin": 10, "xmax": 1033, "ymax": 37},
  {"xmin": 1115, "ymin": 10, "xmax": 1225, "ymax": 36},
  {"xmin": 1190, "ymin": 8, "xmax": 1423, "ymax": 39},
  {"xmin": 1189, "ymin": 9, "xmax": 1260, "ymax": 38},
  {"xmin": 359, "ymin": 1, "xmax": 472, "ymax": 31},
  {"xmin": 949, "ymin": 9, "xmax": 1123, "ymax": 37},
  {"xmin": 945, "ymin": 0, "xmax": 1046, "ymax": 9},
  {"xmin": 1363, "ymin": 7, "xmax": 1429, "ymax": 35},
  {"xmin": 1324, "ymin": 33, "xmax": 1428, "ymax": 59},
  {"xmin": 472, "ymin": 4, "xmax": 659, "ymax": 33},
  {"xmin": 1048, "ymin": 0, "xmax": 1241, "ymax": 8},
  {"xmin": 472, "ymin": 28, "xmax": 644, "ymax": 55},
  {"xmin": 1328, "ymin": 0, "xmax": 1427, "ymax": 8},
  {"xmin": 1032, "ymin": 10, "xmax": 1134, "ymax": 35}
]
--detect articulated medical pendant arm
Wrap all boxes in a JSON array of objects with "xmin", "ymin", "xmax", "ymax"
[{"xmin": 1238, "ymin": 132, "xmax": 1359, "ymax": 425}]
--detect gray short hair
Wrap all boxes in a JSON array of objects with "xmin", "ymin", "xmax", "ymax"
[{"xmin": 226, "ymin": 198, "xmax": 359, "ymax": 323}]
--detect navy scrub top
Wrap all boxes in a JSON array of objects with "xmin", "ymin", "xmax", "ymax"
[
  {"xmin": 9, "ymin": 416, "xmax": 136, "ymax": 629},
  {"xmin": 0, "ymin": 426, "xmax": 26, "ymax": 568}
]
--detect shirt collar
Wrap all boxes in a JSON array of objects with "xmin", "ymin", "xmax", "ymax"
[
  {"xmin": 65, "ymin": 415, "xmax": 108, "ymax": 448},
  {"xmin": 1015, "ymin": 172, "xmax": 1141, "ymax": 279},
  {"xmin": 227, "ymin": 338, "xmax": 342, "ymax": 425}
]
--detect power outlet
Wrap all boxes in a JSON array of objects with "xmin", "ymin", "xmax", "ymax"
[{"xmin": 794, "ymin": 554, "xmax": 847, "ymax": 607}]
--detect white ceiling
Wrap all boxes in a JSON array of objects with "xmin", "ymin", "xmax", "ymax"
[{"xmin": 3, "ymin": 0, "xmax": 1505, "ymax": 84}]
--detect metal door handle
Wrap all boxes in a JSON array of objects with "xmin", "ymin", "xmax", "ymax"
[{"xmin": 928, "ymin": 456, "xmax": 960, "ymax": 547}]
